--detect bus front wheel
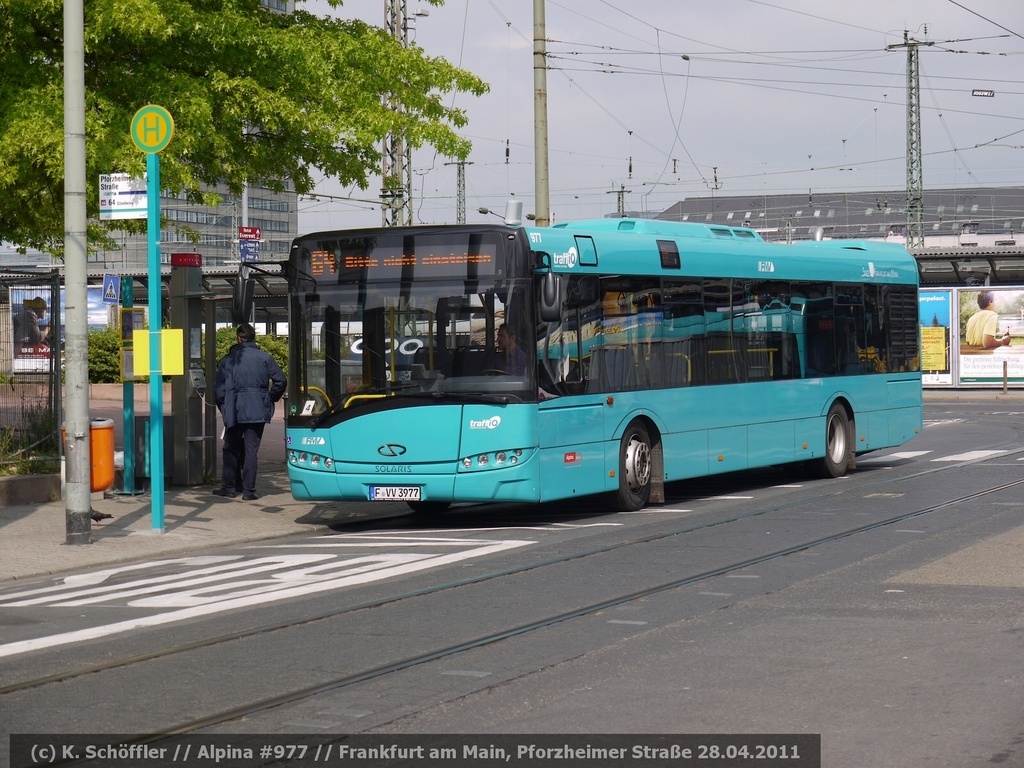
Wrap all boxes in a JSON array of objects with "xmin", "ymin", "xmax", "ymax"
[
  {"xmin": 611, "ymin": 420, "xmax": 652, "ymax": 512},
  {"xmin": 813, "ymin": 403, "xmax": 852, "ymax": 479}
]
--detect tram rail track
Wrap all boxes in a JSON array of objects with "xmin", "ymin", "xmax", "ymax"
[
  {"xmin": 162, "ymin": 472, "xmax": 1024, "ymax": 737},
  {"xmin": 4, "ymin": 446, "xmax": 1024, "ymax": 738}
]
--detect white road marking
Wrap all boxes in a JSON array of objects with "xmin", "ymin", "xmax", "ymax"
[
  {"xmin": 0, "ymin": 538, "xmax": 533, "ymax": 659},
  {"xmin": 930, "ymin": 450, "xmax": 1008, "ymax": 462},
  {"xmin": 6, "ymin": 557, "xmax": 242, "ymax": 600}
]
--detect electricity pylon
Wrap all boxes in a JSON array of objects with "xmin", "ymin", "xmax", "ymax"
[
  {"xmin": 887, "ymin": 30, "xmax": 933, "ymax": 250},
  {"xmin": 445, "ymin": 160, "xmax": 472, "ymax": 223},
  {"xmin": 383, "ymin": 0, "xmax": 413, "ymax": 227}
]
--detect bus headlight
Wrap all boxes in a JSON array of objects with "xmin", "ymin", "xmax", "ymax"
[
  {"xmin": 459, "ymin": 449, "xmax": 526, "ymax": 471},
  {"xmin": 289, "ymin": 450, "xmax": 333, "ymax": 470}
]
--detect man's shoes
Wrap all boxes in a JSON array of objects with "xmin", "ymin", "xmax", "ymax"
[
  {"xmin": 242, "ymin": 491, "xmax": 260, "ymax": 501},
  {"xmin": 212, "ymin": 488, "xmax": 237, "ymax": 498}
]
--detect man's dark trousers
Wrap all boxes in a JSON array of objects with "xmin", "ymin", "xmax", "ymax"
[{"xmin": 222, "ymin": 422, "xmax": 266, "ymax": 496}]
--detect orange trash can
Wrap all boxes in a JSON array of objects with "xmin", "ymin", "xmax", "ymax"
[
  {"xmin": 89, "ymin": 419, "xmax": 116, "ymax": 492},
  {"xmin": 63, "ymin": 419, "xmax": 116, "ymax": 492}
]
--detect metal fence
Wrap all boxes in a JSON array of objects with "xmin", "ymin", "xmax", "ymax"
[{"xmin": 0, "ymin": 270, "xmax": 62, "ymax": 472}]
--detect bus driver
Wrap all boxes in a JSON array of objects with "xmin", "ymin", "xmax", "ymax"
[{"xmin": 495, "ymin": 323, "xmax": 527, "ymax": 375}]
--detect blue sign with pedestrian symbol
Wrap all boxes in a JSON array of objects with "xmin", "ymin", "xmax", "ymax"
[{"xmin": 102, "ymin": 274, "xmax": 120, "ymax": 305}]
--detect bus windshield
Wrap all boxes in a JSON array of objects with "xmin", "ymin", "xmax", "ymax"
[{"xmin": 288, "ymin": 229, "xmax": 536, "ymax": 421}]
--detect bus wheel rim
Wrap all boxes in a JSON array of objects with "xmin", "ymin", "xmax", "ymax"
[
  {"xmin": 625, "ymin": 435, "xmax": 651, "ymax": 492},
  {"xmin": 827, "ymin": 414, "xmax": 847, "ymax": 463}
]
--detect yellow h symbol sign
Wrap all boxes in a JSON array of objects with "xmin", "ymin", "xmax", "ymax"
[{"xmin": 131, "ymin": 105, "xmax": 174, "ymax": 154}]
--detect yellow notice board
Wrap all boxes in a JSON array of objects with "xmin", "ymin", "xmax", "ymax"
[
  {"xmin": 920, "ymin": 326, "xmax": 948, "ymax": 372},
  {"xmin": 126, "ymin": 329, "xmax": 185, "ymax": 379}
]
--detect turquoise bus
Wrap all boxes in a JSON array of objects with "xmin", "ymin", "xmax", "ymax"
[{"xmin": 283, "ymin": 218, "xmax": 922, "ymax": 513}]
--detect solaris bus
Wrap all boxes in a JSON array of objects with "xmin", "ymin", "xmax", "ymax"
[{"xmin": 282, "ymin": 213, "xmax": 922, "ymax": 513}]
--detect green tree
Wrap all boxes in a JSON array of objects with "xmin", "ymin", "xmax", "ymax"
[
  {"xmin": 0, "ymin": 0, "xmax": 487, "ymax": 256},
  {"xmin": 212, "ymin": 326, "xmax": 287, "ymax": 373}
]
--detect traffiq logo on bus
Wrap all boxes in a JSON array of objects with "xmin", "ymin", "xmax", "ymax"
[
  {"xmin": 552, "ymin": 247, "xmax": 578, "ymax": 268},
  {"xmin": 469, "ymin": 416, "xmax": 502, "ymax": 430}
]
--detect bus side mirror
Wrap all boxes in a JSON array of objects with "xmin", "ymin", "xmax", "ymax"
[{"xmin": 539, "ymin": 272, "xmax": 561, "ymax": 322}]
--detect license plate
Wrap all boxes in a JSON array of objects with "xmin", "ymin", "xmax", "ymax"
[{"xmin": 369, "ymin": 486, "xmax": 421, "ymax": 501}]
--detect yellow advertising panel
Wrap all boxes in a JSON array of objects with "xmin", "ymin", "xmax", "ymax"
[{"xmin": 130, "ymin": 328, "xmax": 185, "ymax": 377}]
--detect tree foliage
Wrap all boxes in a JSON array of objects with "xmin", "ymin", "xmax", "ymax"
[
  {"xmin": 0, "ymin": 0, "xmax": 487, "ymax": 255},
  {"xmin": 213, "ymin": 325, "xmax": 287, "ymax": 374},
  {"xmin": 86, "ymin": 326, "xmax": 124, "ymax": 383}
]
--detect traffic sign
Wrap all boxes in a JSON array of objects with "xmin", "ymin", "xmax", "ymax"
[
  {"xmin": 102, "ymin": 274, "xmax": 121, "ymax": 305},
  {"xmin": 131, "ymin": 105, "xmax": 174, "ymax": 153},
  {"xmin": 239, "ymin": 240, "xmax": 261, "ymax": 263},
  {"xmin": 971, "ymin": 89, "xmax": 995, "ymax": 97},
  {"xmin": 238, "ymin": 226, "xmax": 262, "ymax": 240}
]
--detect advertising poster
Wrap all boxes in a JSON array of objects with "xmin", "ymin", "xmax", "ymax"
[
  {"xmin": 919, "ymin": 290, "xmax": 953, "ymax": 387},
  {"xmin": 11, "ymin": 286, "xmax": 111, "ymax": 373},
  {"xmin": 11, "ymin": 289, "xmax": 57, "ymax": 373},
  {"xmin": 956, "ymin": 287, "xmax": 1024, "ymax": 386}
]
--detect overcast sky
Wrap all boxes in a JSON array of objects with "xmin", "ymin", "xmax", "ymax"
[{"xmin": 298, "ymin": 0, "xmax": 1024, "ymax": 233}]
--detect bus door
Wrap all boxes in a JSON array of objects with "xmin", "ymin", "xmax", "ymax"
[{"xmin": 536, "ymin": 274, "xmax": 610, "ymax": 497}]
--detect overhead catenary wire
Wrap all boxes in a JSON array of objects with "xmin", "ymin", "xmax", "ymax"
[{"xmin": 306, "ymin": 1, "xmax": 1024, "ymax": 226}]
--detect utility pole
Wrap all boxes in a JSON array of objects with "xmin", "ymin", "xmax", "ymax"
[
  {"xmin": 445, "ymin": 160, "xmax": 472, "ymax": 223},
  {"xmin": 608, "ymin": 184, "xmax": 629, "ymax": 218},
  {"xmin": 383, "ymin": 0, "xmax": 413, "ymax": 227},
  {"xmin": 64, "ymin": 0, "xmax": 91, "ymax": 544},
  {"xmin": 887, "ymin": 29, "xmax": 932, "ymax": 250},
  {"xmin": 533, "ymin": 0, "xmax": 550, "ymax": 227}
]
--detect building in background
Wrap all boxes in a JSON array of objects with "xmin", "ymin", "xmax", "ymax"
[
  {"xmin": 656, "ymin": 186, "xmax": 1024, "ymax": 250},
  {"xmin": 88, "ymin": 182, "xmax": 297, "ymax": 271}
]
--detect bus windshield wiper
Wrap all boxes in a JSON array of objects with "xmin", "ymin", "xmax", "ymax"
[{"xmin": 309, "ymin": 399, "xmax": 348, "ymax": 429}]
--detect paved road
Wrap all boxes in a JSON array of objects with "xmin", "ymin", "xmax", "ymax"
[{"xmin": 6, "ymin": 398, "xmax": 1024, "ymax": 768}]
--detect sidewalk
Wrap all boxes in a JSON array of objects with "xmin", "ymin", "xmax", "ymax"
[
  {"xmin": 0, "ymin": 385, "xmax": 323, "ymax": 583},
  {"xmin": 0, "ymin": 471, "xmax": 341, "ymax": 583}
]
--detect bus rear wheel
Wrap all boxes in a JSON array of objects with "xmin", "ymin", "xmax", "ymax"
[
  {"xmin": 611, "ymin": 420, "xmax": 652, "ymax": 512},
  {"xmin": 813, "ymin": 403, "xmax": 851, "ymax": 478}
]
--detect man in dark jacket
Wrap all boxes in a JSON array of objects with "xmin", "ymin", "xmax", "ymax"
[{"xmin": 213, "ymin": 323, "xmax": 287, "ymax": 500}]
